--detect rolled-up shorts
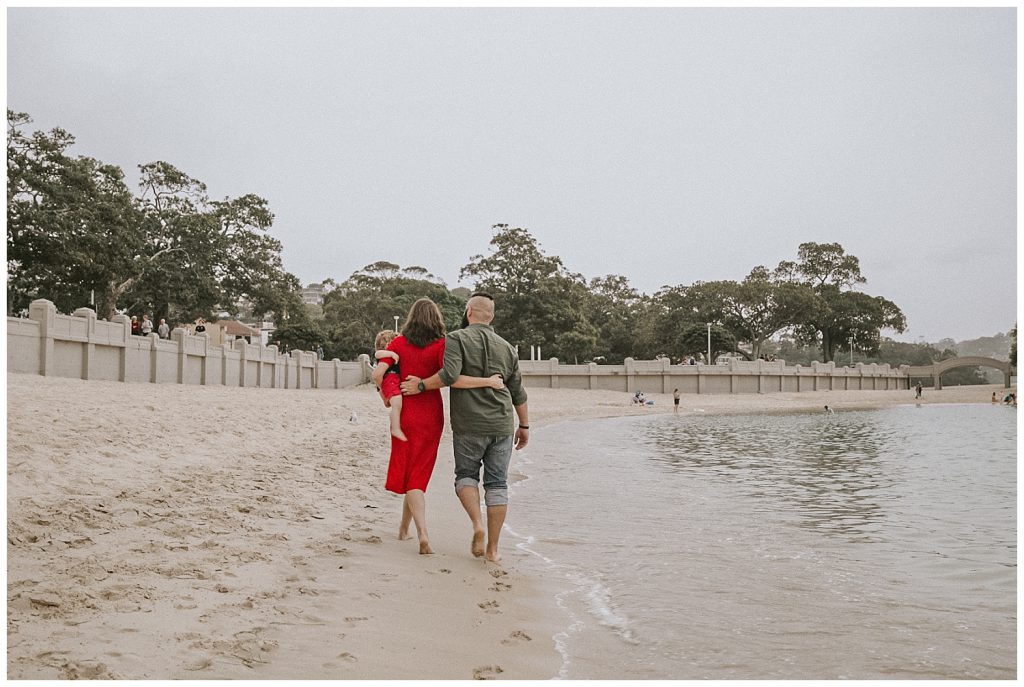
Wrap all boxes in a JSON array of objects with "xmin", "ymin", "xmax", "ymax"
[{"xmin": 453, "ymin": 434, "xmax": 514, "ymax": 507}]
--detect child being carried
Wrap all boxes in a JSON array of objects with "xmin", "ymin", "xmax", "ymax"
[{"xmin": 372, "ymin": 330, "xmax": 506, "ymax": 442}]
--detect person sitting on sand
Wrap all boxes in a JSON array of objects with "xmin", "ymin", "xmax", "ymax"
[{"xmin": 992, "ymin": 392, "xmax": 999, "ymax": 403}]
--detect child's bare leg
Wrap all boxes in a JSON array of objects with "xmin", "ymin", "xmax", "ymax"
[{"xmin": 389, "ymin": 395, "xmax": 407, "ymax": 442}]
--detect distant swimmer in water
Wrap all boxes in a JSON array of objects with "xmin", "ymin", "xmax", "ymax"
[{"xmin": 824, "ymin": 405, "xmax": 835, "ymax": 414}]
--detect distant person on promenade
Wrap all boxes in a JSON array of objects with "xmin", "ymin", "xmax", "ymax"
[
  {"xmin": 316, "ymin": 344, "xmax": 324, "ymax": 360},
  {"xmin": 400, "ymin": 293, "xmax": 529, "ymax": 564},
  {"xmin": 372, "ymin": 298, "xmax": 506, "ymax": 555},
  {"xmin": 915, "ymin": 382, "xmax": 923, "ymax": 399},
  {"xmin": 157, "ymin": 318, "xmax": 170, "ymax": 339},
  {"xmin": 141, "ymin": 314, "xmax": 153, "ymax": 337},
  {"xmin": 130, "ymin": 315, "xmax": 140, "ymax": 336},
  {"xmin": 673, "ymin": 388, "xmax": 681, "ymax": 412}
]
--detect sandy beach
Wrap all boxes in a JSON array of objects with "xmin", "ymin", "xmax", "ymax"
[{"xmin": 6, "ymin": 373, "xmax": 1011, "ymax": 679}]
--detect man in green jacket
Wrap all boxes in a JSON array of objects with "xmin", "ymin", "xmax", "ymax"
[{"xmin": 400, "ymin": 293, "xmax": 529, "ymax": 563}]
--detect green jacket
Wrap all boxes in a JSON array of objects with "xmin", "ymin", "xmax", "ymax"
[{"xmin": 438, "ymin": 323, "xmax": 527, "ymax": 435}]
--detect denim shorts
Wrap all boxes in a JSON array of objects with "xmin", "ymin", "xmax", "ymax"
[{"xmin": 453, "ymin": 434, "xmax": 514, "ymax": 507}]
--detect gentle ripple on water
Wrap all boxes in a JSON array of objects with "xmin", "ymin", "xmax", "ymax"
[{"xmin": 509, "ymin": 404, "xmax": 1016, "ymax": 679}]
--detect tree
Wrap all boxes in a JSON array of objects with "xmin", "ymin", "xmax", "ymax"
[
  {"xmin": 676, "ymin": 323, "xmax": 737, "ymax": 363},
  {"xmin": 7, "ymin": 111, "xmax": 141, "ymax": 316},
  {"xmin": 460, "ymin": 224, "xmax": 593, "ymax": 359},
  {"xmin": 580, "ymin": 275, "xmax": 644, "ymax": 364},
  {"xmin": 322, "ymin": 262, "xmax": 467, "ymax": 360},
  {"xmin": 7, "ymin": 112, "xmax": 301, "ymax": 325},
  {"xmin": 780, "ymin": 243, "xmax": 906, "ymax": 362},
  {"xmin": 1010, "ymin": 324, "xmax": 1017, "ymax": 368},
  {"xmin": 684, "ymin": 268, "xmax": 817, "ymax": 360}
]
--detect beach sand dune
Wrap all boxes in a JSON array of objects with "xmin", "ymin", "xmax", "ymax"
[{"xmin": 7, "ymin": 373, "xmax": 1005, "ymax": 678}]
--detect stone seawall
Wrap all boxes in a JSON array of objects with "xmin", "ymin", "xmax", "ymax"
[{"xmin": 7, "ymin": 300, "xmax": 370, "ymax": 390}]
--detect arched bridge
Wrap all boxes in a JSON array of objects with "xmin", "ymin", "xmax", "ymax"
[{"xmin": 905, "ymin": 356, "xmax": 1015, "ymax": 390}]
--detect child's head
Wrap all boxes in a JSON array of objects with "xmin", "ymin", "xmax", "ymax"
[{"xmin": 375, "ymin": 329, "xmax": 398, "ymax": 350}]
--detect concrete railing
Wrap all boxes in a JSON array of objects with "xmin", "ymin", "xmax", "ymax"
[
  {"xmin": 7, "ymin": 299, "xmax": 371, "ymax": 390},
  {"xmin": 518, "ymin": 356, "xmax": 909, "ymax": 394}
]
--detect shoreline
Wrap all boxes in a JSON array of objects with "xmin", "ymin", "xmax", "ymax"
[{"xmin": 6, "ymin": 374, "xmax": 1011, "ymax": 679}]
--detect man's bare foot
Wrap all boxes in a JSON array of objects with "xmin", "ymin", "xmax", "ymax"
[
  {"xmin": 485, "ymin": 548, "xmax": 502, "ymax": 564},
  {"xmin": 471, "ymin": 530, "xmax": 485, "ymax": 558},
  {"xmin": 419, "ymin": 539, "xmax": 434, "ymax": 555},
  {"xmin": 391, "ymin": 426, "xmax": 408, "ymax": 442},
  {"xmin": 398, "ymin": 527, "xmax": 412, "ymax": 541}
]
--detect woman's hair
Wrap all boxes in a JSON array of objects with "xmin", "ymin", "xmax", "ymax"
[
  {"xmin": 374, "ymin": 329, "xmax": 398, "ymax": 350},
  {"xmin": 401, "ymin": 298, "xmax": 446, "ymax": 348}
]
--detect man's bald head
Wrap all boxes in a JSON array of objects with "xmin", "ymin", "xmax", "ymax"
[{"xmin": 466, "ymin": 294, "xmax": 495, "ymax": 324}]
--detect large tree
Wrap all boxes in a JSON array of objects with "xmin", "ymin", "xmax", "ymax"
[
  {"xmin": 7, "ymin": 111, "xmax": 302, "ymax": 324},
  {"xmin": 780, "ymin": 242, "xmax": 906, "ymax": 362},
  {"xmin": 7, "ymin": 111, "xmax": 141, "ymax": 316},
  {"xmin": 322, "ymin": 261, "xmax": 467, "ymax": 360},
  {"xmin": 459, "ymin": 224, "xmax": 594, "ymax": 360}
]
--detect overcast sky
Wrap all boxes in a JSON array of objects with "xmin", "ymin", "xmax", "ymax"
[{"xmin": 7, "ymin": 8, "xmax": 1016, "ymax": 342}]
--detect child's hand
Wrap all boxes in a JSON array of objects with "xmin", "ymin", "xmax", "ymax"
[{"xmin": 487, "ymin": 373, "xmax": 505, "ymax": 389}]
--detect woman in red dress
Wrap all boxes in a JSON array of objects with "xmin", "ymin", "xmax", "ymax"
[{"xmin": 377, "ymin": 298, "xmax": 501, "ymax": 554}]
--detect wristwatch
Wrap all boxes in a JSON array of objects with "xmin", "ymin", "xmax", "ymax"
[{"xmin": 417, "ymin": 381, "xmax": 426, "ymax": 392}]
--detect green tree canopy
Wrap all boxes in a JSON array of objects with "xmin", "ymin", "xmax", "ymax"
[
  {"xmin": 322, "ymin": 262, "xmax": 467, "ymax": 360},
  {"xmin": 459, "ymin": 224, "xmax": 594, "ymax": 360},
  {"xmin": 7, "ymin": 111, "xmax": 302, "ymax": 325}
]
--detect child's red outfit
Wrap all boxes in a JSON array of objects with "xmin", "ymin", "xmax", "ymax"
[
  {"xmin": 374, "ymin": 352, "xmax": 402, "ymax": 399},
  {"xmin": 379, "ymin": 370, "xmax": 401, "ymax": 399}
]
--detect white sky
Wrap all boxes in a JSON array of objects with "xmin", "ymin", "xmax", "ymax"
[{"xmin": 6, "ymin": 7, "xmax": 1017, "ymax": 342}]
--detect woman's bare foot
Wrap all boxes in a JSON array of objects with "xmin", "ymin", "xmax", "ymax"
[
  {"xmin": 419, "ymin": 538, "xmax": 434, "ymax": 555},
  {"xmin": 485, "ymin": 548, "xmax": 502, "ymax": 564},
  {"xmin": 471, "ymin": 530, "xmax": 485, "ymax": 558},
  {"xmin": 398, "ymin": 527, "xmax": 413, "ymax": 541}
]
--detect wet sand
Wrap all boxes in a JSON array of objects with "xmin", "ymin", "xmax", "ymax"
[{"xmin": 6, "ymin": 373, "xmax": 1008, "ymax": 679}]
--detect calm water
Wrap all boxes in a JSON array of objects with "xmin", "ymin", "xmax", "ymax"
[{"xmin": 507, "ymin": 404, "xmax": 1017, "ymax": 679}]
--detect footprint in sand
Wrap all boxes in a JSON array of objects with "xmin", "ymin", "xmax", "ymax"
[
  {"xmin": 472, "ymin": 665, "xmax": 504, "ymax": 679},
  {"xmin": 487, "ymin": 568, "xmax": 508, "ymax": 579},
  {"xmin": 337, "ymin": 652, "xmax": 358, "ymax": 663},
  {"xmin": 501, "ymin": 630, "xmax": 532, "ymax": 645},
  {"xmin": 489, "ymin": 581, "xmax": 512, "ymax": 593},
  {"xmin": 477, "ymin": 600, "xmax": 501, "ymax": 614}
]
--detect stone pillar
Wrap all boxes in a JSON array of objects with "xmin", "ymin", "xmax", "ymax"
[
  {"xmin": 111, "ymin": 313, "xmax": 132, "ymax": 381},
  {"xmin": 222, "ymin": 344, "xmax": 232, "ymax": 386},
  {"xmin": 795, "ymin": 366, "xmax": 802, "ymax": 392},
  {"xmin": 934, "ymin": 372, "xmax": 942, "ymax": 391},
  {"xmin": 235, "ymin": 338, "xmax": 248, "ymax": 387},
  {"xmin": 267, "ymin": 345, "xmax": 279, "ymax": 386},
  {"xmin": 292, "ymin": 349, "xmax": 305, "ymax": 389},
  {"xmin": 1005, "ymin": 369, "xmax": 1012, "ymax": 389},
  {"xmin": 148, "ymin": 332, "xmax": 160, "ymax": 383},
  {"xmin": 624, "ymin": 358, "xmax": 635, "ymax": 394},
  {"xmin": 588, "ymin": 362, "xmax": 597, "ymax": 390},
  {"xmin": 199, "ymin": 333, "xmax": 209, "ymax": 385},
  {"xmin": 29, "ymin": 299, "xmax": 56, "ymax": 377},
  {"xmin": 72, "ymin": 307, "xmax": 97, "ymax": 380},
  {"xmin": 171, "ymin": 328, "xmax": 188, "ymax": 384},
  {"xmin": 549, "ymin": 358, "xmax": 559, "ymax": 389},
  {"xmin": 357, "ymin": 354, "xmax": 372, "ymax": 384}
]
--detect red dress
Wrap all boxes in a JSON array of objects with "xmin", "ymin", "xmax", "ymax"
[{"xmin": 384, "ymin": 335, "xmax": 446, "ymax": 494}]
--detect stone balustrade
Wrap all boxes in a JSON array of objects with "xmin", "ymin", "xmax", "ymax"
[{"xmin": 7, "ymin": 299, "xmax": 370, "ymax": 390}]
